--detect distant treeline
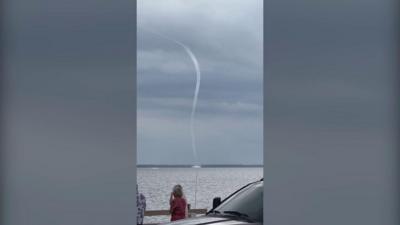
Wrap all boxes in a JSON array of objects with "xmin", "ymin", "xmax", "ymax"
[{"xmin": 137, "ymin": 164, "xmax": 263, "ymax": 168}]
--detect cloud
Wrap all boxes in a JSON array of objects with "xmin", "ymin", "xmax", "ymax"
[
  {"xmin": 138, "ymin": 49, "xmax": 194, "ymax": 75},
  {"xmin": 137, "ymin": 0, "xmax": 263, "ymax": 164}
]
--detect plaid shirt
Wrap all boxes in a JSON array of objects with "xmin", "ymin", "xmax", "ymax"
[{"xmin": 137, "ymin": 193, "xmax": 146, "ymax": 225}]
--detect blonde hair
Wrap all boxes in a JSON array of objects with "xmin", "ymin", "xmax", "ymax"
[{"xmin": 172, "ymin": 184, "xmax": 184, "ymax": 198}]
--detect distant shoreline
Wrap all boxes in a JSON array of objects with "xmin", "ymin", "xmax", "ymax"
[{"xmin": 137, "ymin": 164, "xmax": 263, "ymax": 168}]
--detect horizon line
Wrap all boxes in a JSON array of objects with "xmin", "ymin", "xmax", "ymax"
[{"xmin": 137, "ymin": 164, "xmax": 263, "ymax": 167}]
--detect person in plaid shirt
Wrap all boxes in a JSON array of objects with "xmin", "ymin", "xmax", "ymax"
[{"xmin": 137, "ymin": 185, "xmax": 146, "ymax": 225}]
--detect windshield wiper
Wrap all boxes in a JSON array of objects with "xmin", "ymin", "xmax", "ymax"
[
  {"xmin": 211, "ymin": 210, "xmax": 221, "ymax": 214},
  {"xmin": 222, "ymin": 211, "xmax": 254, "ymax": 222},
  {"xmin": 207, "ymin": 210, "xmax": 221, "ymax": 216}
]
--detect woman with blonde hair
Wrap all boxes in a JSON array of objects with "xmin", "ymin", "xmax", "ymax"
[{"xmin": 169, "ymin": 184, "xmax": 188, "ymax": 221}]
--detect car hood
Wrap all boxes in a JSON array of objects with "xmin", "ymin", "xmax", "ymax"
[{"xmin": 159, "ymin": 215, "xmax": 260, "ymax": 225}]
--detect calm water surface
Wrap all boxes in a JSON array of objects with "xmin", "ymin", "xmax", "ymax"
[{"xmin": 137, "ymin": 167, "xmax": 263, "ymax": 224}]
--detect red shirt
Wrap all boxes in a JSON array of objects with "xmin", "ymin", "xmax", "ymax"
[{"xmin": 170, "ymin": 197, "xmax": 187, "ymax": 221}]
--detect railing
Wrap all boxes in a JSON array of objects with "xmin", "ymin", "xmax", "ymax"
[
  {"xmin": 144, "ymin": 208, "xmax": 208, "ymax": 225},
  {"xmin": 145, "ymin": 208, "xmax": 208, "ymax": 216}
]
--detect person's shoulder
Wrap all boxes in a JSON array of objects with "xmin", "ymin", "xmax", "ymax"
[
  {"xmin": 172, "ymin": 197, "xmax": 178, "ymax": 203},
  {"xmin": 178, "ymin": 197, "xmax": 186, "ymax": 204},
  {"xmin": 171, "ymin": 198, "xmax": 178, "ymax": 207}
]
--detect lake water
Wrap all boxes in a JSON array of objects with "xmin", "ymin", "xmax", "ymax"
[{"xmin": 137, "ymin": 167, "xmax": 263, "ymax": 224}]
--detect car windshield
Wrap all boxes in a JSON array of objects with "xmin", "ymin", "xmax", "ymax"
[{"xmin": 213, "ymin": 182, "xmax": 263, "ymax": 223}]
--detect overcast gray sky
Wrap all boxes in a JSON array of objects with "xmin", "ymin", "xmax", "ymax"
[{"xmin": 137, "ymin": 0, "xmax": 263, "ymax": 165}]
